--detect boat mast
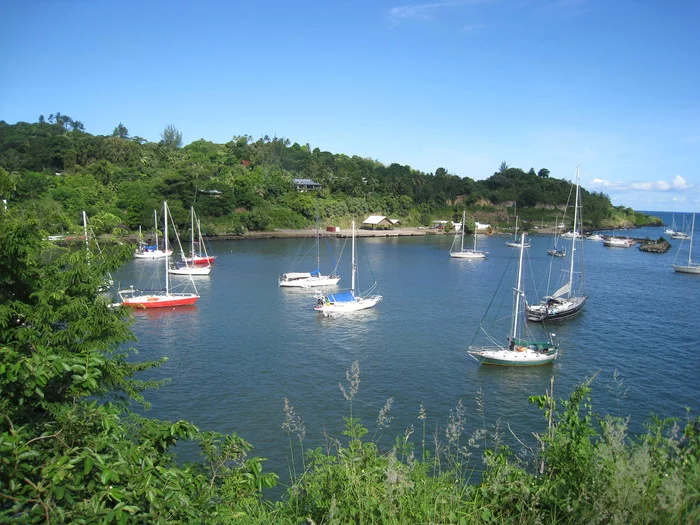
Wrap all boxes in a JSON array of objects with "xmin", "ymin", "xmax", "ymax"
[
  {"xmin": 164, "ymin": 202, "xmax": 169, "ymax": 295},
  {"xmin": 567, "ymin": 168, "xmax": 580, "ymax": 298},
  {"xmin": 512, "ymin": 233, "xmax": 526, "ymax": 343},
  {"xmin": 315, "ymin": 199, "xmax": 320, "ymax": 273},
  {"xmin": 351, "ymin": 220, "xmax": 356, "ymax": 294},
  {"xmin": 154, "ymin": 209, "xmax": 159, "ymax": 251},
  {"xmin": 461, "ymin": 210, "xmax": 466, "ymax": 252},
  {"xmin": 689, "ymin": 213, "xmax": 695, "ymax": 266},
  {"xmin": 190, "ymin": 206, "xmax": 195, "ymax": 261}
]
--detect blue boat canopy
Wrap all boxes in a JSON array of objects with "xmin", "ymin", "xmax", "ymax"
[
  {"xmin": 326, "ymin": 291, "xmax": 355, "ymax": 303},
  {"xmin": 310, "ymin": 269, "xmax": 320, "ymax": 276}
]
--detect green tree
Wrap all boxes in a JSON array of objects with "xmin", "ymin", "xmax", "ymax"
[
  {"xmin": 112, "ymin": 122, "xmax": 129, "ymax": 138},
  {"xmin": 0, "ymin": 213, "xmax": 276, "ymax": 523},
  {"xmin": 160, "ymin": 124, "xmax": 183, "ymax": 149},
  {"xmin": 538, "ymin": 168, "xmax": 550, "ymax": 178}
]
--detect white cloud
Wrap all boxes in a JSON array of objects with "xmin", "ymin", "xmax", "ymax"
[
  {"xmin": 388, "ymin": 0, "xmax": 489, "ymax": 23},
  {"xmin": 671, "ymin": 175, "xmax": 692, "ymax": 189},
  {"xmin": 590, "ymin": 175, "xmax": 693, "ymax": 192}
]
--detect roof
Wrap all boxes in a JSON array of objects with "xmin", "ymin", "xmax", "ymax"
[
  {"xmin": 292, "ymin": 178, "xmax": 320, "ymax": 186},
  {"xmin": 363, "ymin": 215, "xmax": 387, "ymax": 225}
]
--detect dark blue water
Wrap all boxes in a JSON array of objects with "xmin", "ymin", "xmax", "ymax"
[{"xmin": 113, "ymin": 211, "xmax": 699, "ymax": 485}]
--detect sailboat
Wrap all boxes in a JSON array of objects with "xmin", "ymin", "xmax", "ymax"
[
  {"xmin": 664, "ymin": 214, "xmax": 680, "ymax": 236},
  {"xmin": 672, "ymin": 213, "xmax": 699, "ymax": 274},
  {"xmin": 133, "ymin": 209, "xmax": 173, "ymax": 259},
  {"xmin": 279, "ymin": 205, "xmax": 340, "ymax": 288},
  {"xmin": 547, "ymin": 214, "xmax": 566, "ymax": 257},
  {"xmin": 449, "ymin": 210, "xmax": 487, "ymax": 259},
  {"xmin": 527, "ymin": 169, "xmax": 587, "ymax": 322},
  {"xmin": 505, "ymin": 215, "xmax": 530, "ymax": 248},
  {"xmin": 670, "ymin": 216, "xmax": 691, "ymax": 240},
  {"xmin": 82, "ymin": 211, "xmax": 113, "ymax": 292},
  {"xmin": 169, "ymin": 207, "xmax": 212, "ymax": 276},
  {"xmin": 468, "ymin": 233, "xmax": 559, "ymax": 366},
  {"xmin": 182, "ymin": 207, "xmax": 217, "ymax": 266},
  {"xmin": 118, "ymin": 201, "xmax": 200, "ymax": 308},
  {"xmin": 314, "ymin": 220, "xmax": 381, "ymax": 315}
]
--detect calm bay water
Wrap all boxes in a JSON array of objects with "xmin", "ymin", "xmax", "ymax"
[{"xmin": 113, "ymin": 211, "xmax": 699, "ymax": 485}]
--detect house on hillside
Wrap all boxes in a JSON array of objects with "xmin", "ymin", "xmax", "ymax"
[
  {"xmin": 362, "ymin": 215, "xmax": 394, "ymax": 229},
  {"xmin": 292, "ymin": 178, "xmax": 321, "ymax": 191}
]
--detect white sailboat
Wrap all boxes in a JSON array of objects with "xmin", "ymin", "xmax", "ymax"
[
  {"xmin": 118, "ymin": 201, "xmax": 200, "ymax": 308},
  {"xmin": 672, "ymin": 213, "xmax": 699, "ymax": 274},
  {"xmin": 133, "ymin": 209, "xmax": 173, "ymax": 259},
  {"xmin": 527, "ymin": 168, "xmax": 587, "ymax": 322},
  {"xmin": 547, "ymin": 214, "xmax": 566, "ymax": 257},
  {"xmin": 670, "ymin": 217, "xmax": 691, "ymax": 240},
  {"xmin": 468, "ymin": 233, "xmax": 559, "ymax": 366},
  {"xmin": 506, "ymin": 215, "xmax": 530, "ymax": 248},
  {"xmin": 279, "ymin": 205, "xmax": 340, "ymax": 288},
  {"xmin": 314, "ymin": 220, "xmax": 381, "ymax": 315},
  {"xmin": 182, "ymin": 207, "xmax": 217, "ymax": 267},
  {"xmin": 450, "ymin": 210, "xmax": 487, "ymax": 259},
  {"xmin": 169, "ymin": 207, "xmax": 212, "ymax": 276}
]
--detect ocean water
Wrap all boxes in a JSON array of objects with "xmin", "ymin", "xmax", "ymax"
[{"xmin": 112, "ymin": 210, "xmax": 699, "ymax": 486}]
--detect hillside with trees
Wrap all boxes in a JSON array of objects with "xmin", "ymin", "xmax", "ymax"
[{"xmin": 0, "ymin": 115, "xmax": 660, "ymax": 238}]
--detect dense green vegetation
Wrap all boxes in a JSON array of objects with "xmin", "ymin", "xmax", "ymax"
[
  {"xmin": 1, "ymin": 212, "xmax": 697, "ymax": 523},
  {"xmin": 0, "ymin": 115, "xmax": 660, "ymax": 239}
]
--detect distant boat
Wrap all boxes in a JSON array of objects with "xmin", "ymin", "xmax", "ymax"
[
  {"xmin": 664, "ymin": 214, "xmax": 680, "ymax": 235},
  {"xmin": 586, "ymin": 233, "xmax": 604, "ymax": 241},
  {"xmin": 314, "ymin": 220, "xmax": 381, "ymax": 315},
  {"xmin": 547, "ymin": 214, "xmax": 566, "ymax": 257},
  {"xmin": 279, "ymin": 203, "xmax": 340, "ymax": 288},
  {"xmin": 450, "ymin": 210, "xmax": 487, "ymax": 259},
  {"xmin": 134, "ymin": 209, "xmax": 173, "ymax": 259},
  {"xmin": 506, "ymin": 215, "xmax": 530, "ymax": 248},
  {"xmin": 118, "ymin": 201, "xmax": 200, "ymax": 308},
  {"xmin": 527, "ymin": 169, "xmax": 587, "ymax": 322},
  {"xmin": 468, "ymin": 233, "xmax": 559, "ymax": 366},
  {"xmin": 169, "ymin": 207, "xmax": 212, "ymax": 276},
  {"xmin": 672, "ymin": 213, "xmax": 699, "ymax": 274},
  {"xmin": 603, "ymin": 237, "xmax": 635, "ymax": 248},
  {"xmin": 182, "ymin": 207, "xmax": 217, "ymax": 267},
  {"xmin": 82, "ymin": 211, "xmax": 113, "ymax": 292}
]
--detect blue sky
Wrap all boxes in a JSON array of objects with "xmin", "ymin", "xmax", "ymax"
[{"xmin": 2, "ymin": 0, "xmax": 699, "ymax": 212}]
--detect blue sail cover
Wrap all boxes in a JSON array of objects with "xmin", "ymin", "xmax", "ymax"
[
  {"xmin": 326, "ymin": 291, "xmax": 355, "ymax": 303},
  {"xmin": 310, "ymin": 269, "xmax": 320, "ymax": 276}
]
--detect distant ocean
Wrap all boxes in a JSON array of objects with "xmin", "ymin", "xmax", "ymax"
[{"xmin": 114, "ymin": 208, "xmax": 699, "ymax": 487}]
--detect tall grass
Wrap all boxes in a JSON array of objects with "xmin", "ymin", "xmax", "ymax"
[{"xmin": 215, "ymin": 362, "xmax": 699, "ymax": 524}]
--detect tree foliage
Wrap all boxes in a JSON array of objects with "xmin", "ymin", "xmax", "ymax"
[
  {"xmin": 0, "ymin": 116, "xmax": 661, "ymax": 238},
  {"xmin": 0, "ymin": 213, "xmax": 276, "ymax": 523}
]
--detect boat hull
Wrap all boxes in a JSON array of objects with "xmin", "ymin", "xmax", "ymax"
[
  {"xmin": 526, "ymin": 296, "xmax": 587, "ymax": 322},
  {"xmin": 672, "ymin": 264, "xmax": 700, "ymax": 274},
  {"xmin": 169, "ymin": 266, "xmax": 211, "ymax": 276},
  {"xmin": 468, "ymin": 346, "xmax": 557, "ymax": 366},
  {"xmin": 184, "ymin": 255, "xmax": 217, "ymax": 266},
  {"xmin": 279, "ymin": 275, "xmax": 341, "ymax": 287},
  {"xmin": 119, "ymin": 292, "xmax": 199, "ymax": 308},
  {"xmin": 314, "ymin": 295, "xmax": 382, "ymax": 315},
  {"xmin": 603, "ymin": 238, "xmax": 635, "ymax": 247},
  {"xmin": 134, "ymin": 249, "xmax": 173, "ymax": 259},
  {"xmin": 450, "ymin": 250, "xmax": 487, "ymax": 259}
]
